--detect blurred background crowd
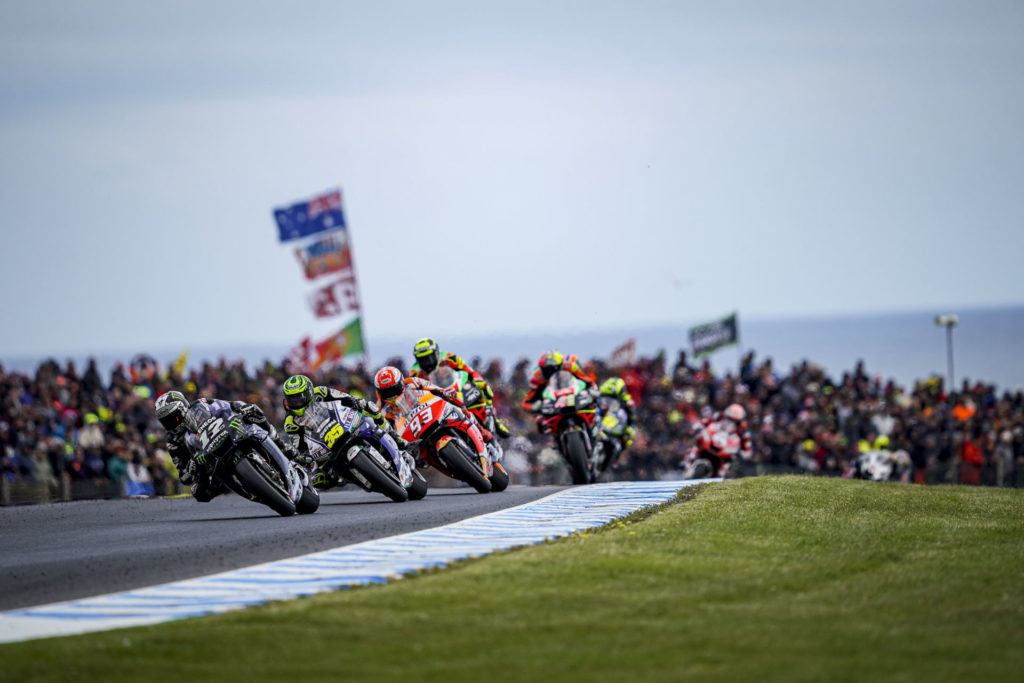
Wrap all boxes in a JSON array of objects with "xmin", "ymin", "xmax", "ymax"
[{"xmin": 2, "ymin": 347, "xmax": 1022, "ymax": 503}]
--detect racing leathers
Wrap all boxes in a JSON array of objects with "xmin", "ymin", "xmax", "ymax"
[
  {"xmin": 684, "ymin": 412, "xmax": 753, "ymax": 477},
  {"xmin": 411, "ymin": 352, "xmax": 510, "ymax": 438},
  {"xmin": 284, "ymin": 385, "xmax": 409, "ymax": 488},
  {"xmin": 598, "ymin": 377, "xmax": 637, "ymax": 448},
  {"xmin": 521, "ymin": 354, "xmax": 598, "ymax": 413},
  {"xmin": 166, "ymin": 398, "xmax": 292, "ymax": 502},
  {"xmin": 378, "ymin": 377, "xmax": 494, "ymax": 460}
]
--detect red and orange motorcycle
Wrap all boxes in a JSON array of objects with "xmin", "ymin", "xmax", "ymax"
[{"xmin": 391, "ymin": 389, "xmax": 503, "ymax": 493}]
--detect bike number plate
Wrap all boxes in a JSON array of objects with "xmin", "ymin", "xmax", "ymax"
[
  {"xmin": 406, "ymin": 405, "xmax": 435, "ymax": 438},
  {"xmin": 197, "ymin": 418, "xmax": 226, "ymax": 450},
  {"xmin": 324, "ymin": 423, "xmax": 346, "ymax": 448}
]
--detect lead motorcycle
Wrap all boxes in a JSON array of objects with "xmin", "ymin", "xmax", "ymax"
[
  {"xmin": 297, "ymin": 400, "xmax": 427, "ymax": 502},
  {"xmin": 428, "ymin": 366, "xmax": 509, "ymax": 492},
  {"xmin": 537, "ymin": 370, "xmax": 599, "ymax": 485},
  {"xmin": 187, "ymin": 402, "xmax": 319, "ymax": 517},
  {"xmin": 392, "ymin": 389, "xmax": 495, "ymax": 493}
]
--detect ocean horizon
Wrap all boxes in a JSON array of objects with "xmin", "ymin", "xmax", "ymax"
[{"xmin": 4, "ymin": 305, "xmax": 1023, "ymax": 392}]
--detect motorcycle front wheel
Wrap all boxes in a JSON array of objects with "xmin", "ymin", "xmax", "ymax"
[
  {"xmin": 440, "ymin": 441, "xmax": 491, "ymax": 493},
  {"xmin": 562, "ymin": 430, "xmax": 592, "ymax": 485},
  {"xmin": 488, "ymin": 461, "xmax": 510, "ymax": 492},
  {"xmin": 349, "ymin": 449, "xmax": 409, "ymax": 502},
  {"xmin": 235, "ymin": 457, "xmax": 296, "ymax": 516}
]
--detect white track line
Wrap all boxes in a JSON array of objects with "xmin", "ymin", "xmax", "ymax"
[{"xmin": 0, "ymin": 479, "xmax": 711, "ymax": 644}]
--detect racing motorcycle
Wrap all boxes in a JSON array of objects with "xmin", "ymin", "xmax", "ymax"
[
  {"xmin": 537, "ymin": 370, "xmax": 599, "ymax": 485},
  {"xmin": 845, "ymin": 449, "xmax": 911, "ymax": 483},
  {"xmin": 393, "ymin": 390, "xmax": 494, "ymax": 493},
  {"xmin": 592, "ymin": 395, "xmax": 629, "ymax": 479},
  {"xmin": 298, "ymin": 400, "xmax": 426, "ymax": 502},
  {"xmin": 428, "ymin": 366, "xmax": 509, "ymax": 492},
  {"xmin": 681, "ymin": 420, "xmax": 741, "ymax": 479},
  {"xmin": 188, "ymin": 403, "xmax": 319, "ymax": 517}
]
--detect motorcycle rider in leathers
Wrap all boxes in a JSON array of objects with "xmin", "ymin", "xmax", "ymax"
[
  {"xmin": 409, "ymin": 337, "xmax": 511, "ymax": 438},
  {"xmin": 154, "ymin": 390, "xmax": 296, "ymax": 502},
  {"xmin": 280, "ymin": 374, "xmax": 411, "ymax": 488},
  {"xmin": 598, "ymin": 376, "xmax": 638, "ymax": 448},
  {"xmin": 373, "ymin": 366, "xmax": 494, "ymax": 463},
  {"xmin": 521, "ymin": 350, "xmax": 599, "ymax": 414}
]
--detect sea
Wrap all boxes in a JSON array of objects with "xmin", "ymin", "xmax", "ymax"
[{"xmin": 4, "ymin": 306, "xmax": 1023, "ymax": 392}]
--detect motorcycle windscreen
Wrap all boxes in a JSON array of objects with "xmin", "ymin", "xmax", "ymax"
[{"xmin": 184, "ymin": 402, "xmax": 215, "ymax": 433}]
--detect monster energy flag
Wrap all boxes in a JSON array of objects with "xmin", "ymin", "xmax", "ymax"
[{"xmin": 689, "ymin": 313, "xmax": 739, "ymax": 357}]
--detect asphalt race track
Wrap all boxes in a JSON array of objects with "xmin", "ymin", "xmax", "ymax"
[{"xmin": 0, "ymin": 485, "xmax": 566, "ymax": 612}]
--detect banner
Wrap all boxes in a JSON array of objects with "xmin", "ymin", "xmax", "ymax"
[
  {"xmin": 293, "ymin": 232, "xmax": 353, "ymax": 280},
  {"xmin": 312, "ymin": 317, "xmax": 365, "ymax": 370},
  {"xmin": 284, "ymin": 337, "xmax": 312, "ymax": 374},
  {"xmin": 689, "ymin": 313, "xmax": 739, "ymax": 357},
  {"xmin": 308, "ymin": 273, "xmax": 360, "ymax": 319},
  {"xmin": 609, "ymin": 338, "xmax": 636, "ymax": 368},
  {"xmin": 273, "ymin": 189, "xmax": 346, "ymax": 243}
]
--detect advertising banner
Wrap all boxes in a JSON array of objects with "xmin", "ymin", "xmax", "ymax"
[
  {"xmin": 689, "ymin": 313, "xmax": 739, "ymax": 357},
  {"xmin": 293, "ymin": 232, "xmax": 353, "ymax": 280}
]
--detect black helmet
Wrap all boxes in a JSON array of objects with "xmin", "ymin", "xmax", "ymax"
[
  {"xmin": 413, "ymin": 337, "xmax": 441, "ymax": 374},
  {"xmin": 154, "ymin": 391, "xmax": 189, "ymax": 432}
]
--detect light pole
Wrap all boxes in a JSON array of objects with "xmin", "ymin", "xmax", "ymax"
[
  {"xmin": 934, "ymin": 314, "xmax": 959, "ymax": 392},
  {"xmin": 935, "ymin": 314, "xmax": 959, "ymax": 483}
]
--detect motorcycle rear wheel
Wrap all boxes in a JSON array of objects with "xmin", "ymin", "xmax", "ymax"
[
  {"xmin": 349, "ymin": 449, "xmax": 409, "ymax": 502},
  {"xmin": 235, "ymin": 457, "xmax": 296, "ymax": 516},
  {"xmin": 440, "ymin": 442, "xmax": 491, "ymax": 493},
  {"xmin": 563, "ymin": 431, "xmax": 592, "ymax": 485}
]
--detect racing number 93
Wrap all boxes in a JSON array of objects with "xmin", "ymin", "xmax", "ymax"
[{"xmin": 324, "ymin": 424, "xmax": 346, "ymax": 448}]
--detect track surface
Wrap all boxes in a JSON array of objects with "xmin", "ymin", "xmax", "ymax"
[{"xmin": 0, "ymin": 485, "xmax": 566, "ymax": 611}]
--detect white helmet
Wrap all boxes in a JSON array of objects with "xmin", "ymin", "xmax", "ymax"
[{"xmin": 723, "ymin": 403, "xmax": 746, "ymax": 424}]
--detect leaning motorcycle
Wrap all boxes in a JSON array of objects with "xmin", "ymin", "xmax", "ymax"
[
  {"xmin": 592, "ymin": 395, "xmax": 629, "ymax": 479},
  {"xmin": 189, "ymin": 406, "xmax": 319, "ymax": 516},
  {"xmin": 537, "ymin": 370, "xmax": 599, "ymax": 485},
  {"xmin": 681, "ymin": 421, "xmax": 740, "ymax": 479},
  {"xmin": 428, "ymin": 366, "xmax": 509, "ymax": 492},
  {"xmin": 393, "ymin": 391, "xmax": 494, "ymax": 493},
  {"xmin": 298, "ymin": 400, "xmax": 426, "ymax": 502}
]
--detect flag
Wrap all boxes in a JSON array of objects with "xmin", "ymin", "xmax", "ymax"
[
  {"xmin": 312, "ymin": 317, "xmax": 365, "ymax": 370},
  {"xmin": 609, "ymin": 338, "xmax": 636, "ymax": 368},
  {"xmin": 273, "ymin": 189, "xmax": 346, "ymax": 243},
  {"xmin": 293, "ymin": 231, "xmax": 353, "ymax": 280},
  {"xmin": 171, "ymin": 349, "xmax": 189, "ymax": 376},
  {"xmin": 308, "ymin": 273, "xmax": 360, "ymax": 319},
  {"xmin": 285, "ymin": 336, "xmax": 313, "ymax": 374},
  {"xmin": 689, "ymin": 312, "xmax": 739, "ymax": 357}
]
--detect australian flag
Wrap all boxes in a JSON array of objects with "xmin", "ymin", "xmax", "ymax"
[{"xmin": 273, "ymin": 189, "xmax": 347, "ymax": 243}]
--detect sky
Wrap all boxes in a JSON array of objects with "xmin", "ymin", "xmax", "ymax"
[{"xmin": 1, "ymin": 0, "xmax": 1022, "ymax": 360}]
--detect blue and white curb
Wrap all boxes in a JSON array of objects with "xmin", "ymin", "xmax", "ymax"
[{"xmin": 0, "ymin": 479, "xmax": 710, "ymax": 644}]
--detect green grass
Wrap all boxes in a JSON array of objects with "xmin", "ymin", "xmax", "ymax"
[{"xmin": 4, "ymin": 477, "xmax": 1023, "ymax": 682}]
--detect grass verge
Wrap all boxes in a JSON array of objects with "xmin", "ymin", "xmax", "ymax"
[{"xmin": 4, "ymin": 477, "xmax": 1023, "ymax": 682}]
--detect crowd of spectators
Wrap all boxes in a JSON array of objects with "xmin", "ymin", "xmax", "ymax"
[{"xmin": 3, "ymin": 347, "xmax": 1022, "ymax": 501}]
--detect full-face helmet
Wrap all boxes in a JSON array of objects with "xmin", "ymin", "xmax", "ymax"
[
  {"xmin": 154, "ymin": 390, "xmax": 190, "ymax": 432},
  {"xmin": 283, "ymin": 374, "xmax": 315, "ymax": 416},
  {"xmin": 374, "ymin": 366, "xmax": 405, "ymax": 402}
]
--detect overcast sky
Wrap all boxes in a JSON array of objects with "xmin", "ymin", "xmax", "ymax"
[{"xmin": 1, "ymin": 0, "xmax": 1022, "ymax": 358}]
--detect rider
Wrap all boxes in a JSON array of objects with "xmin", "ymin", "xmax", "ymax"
[
  {"xmin": 521, "ymin": 350, "xmax": 598, "ymax": 413},
  {"xmin": 598, "ymin": 376, "xmax": 637, "ymax": 448},
  {"xmin": 154, "ymin": 390, "xmax": 295, "ymax": 502},
  {"xmin": 373, "ymin": 366, "xmax": 494, "ymax": 456},
  {"xmin": 694, "ymin": 403, "xmax": 753, "ymax": 467},
  {"xmin": 280, "ymin": 374, "xmax": 410, "ymax": 487},
  {"xmin": 409, "ymin": 337, "xmax": 511, "ymax": 438}
]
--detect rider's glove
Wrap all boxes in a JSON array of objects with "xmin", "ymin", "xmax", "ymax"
[{"xmin": 237, "ymin": 404, "xmax": 265, "ymax": 423}]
